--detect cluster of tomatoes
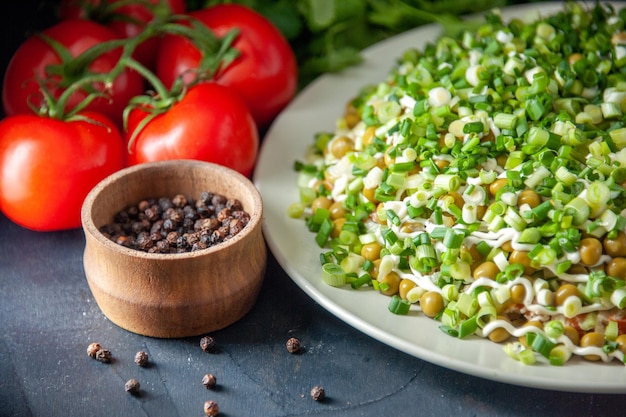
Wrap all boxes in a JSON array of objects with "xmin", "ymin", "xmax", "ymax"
[{"xmin": 0, "ymin": 0, "xmax": 297, "ymax": 231}]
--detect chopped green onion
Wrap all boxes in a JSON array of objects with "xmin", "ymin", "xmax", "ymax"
[
  {"xmin": 549, "ymin": 345, "xmax": 572, "ymax": 366},
  {"xmin": 322, "ymin": 263, "xmax": 346, "ymax": 287},
  {"xmin": 450, "ymin": 261, "xmax": 471, "ymax": 281},
  {"xmin": 315, "ymin": 218, "xmax": 334, "ymax": 247},
  {"xmin": 554, "ymin": 166, "xmax": 578, "ymax": 186},
  {"xmin": 586, "ymin": 181, "xmax": 610, "ymax": 213},
  {"xmin": 287, "ymin": 202, "xmax": 305, "ymax": 218},
  {"xmin": 605, "ymin": 320, "xmax": 619, "ymax": 342},
  {"xmin": 504, "ymin": 206, "xmax": 526, "ymax": 231},
  {"xmin": 524, "ymin": 165, "xmax": 551, "ymax": 189},
  {"xmin": 555, "ymin": 260, "xmax": 572, "ymax": 275},
  {"xmin": 479, "ymin": 170, "xmax": 497, "ymax": 184},
  {"xmin": 388, "ymin": 295, "xmax": 411, "ymax": 315},
  {"xmin": 386, "ymin": 209, "xmax": 401, "ymax": 226},
  {"xmin": 434, "ymin": 174, "xmax": 461, "ymax": 191},
  {"xmin": 611, "ymin": 288, "xmax": 626, "ymax": 309},
  {"xmin": 456, "ymin": 293, "xmax": 478, "ymax": 317},
  {"xmin": 350, "ymin": 274, "xmax": 372, "ymax": 290},
  {"xmin": 530, "ymin": 200, "xmax": 553, "ymax": 222},
  {"xmin": 463, "ymin": 121, "xmax": 484, "ymax": 134},
  {"xmin": 609, "ymin": 127, "xmax": 626, "ymax": 150},
  {"xmin": 441, "ymin": 284, "xmax": 459, "ymax": 302},
  {"xmin": 518, "ymin": 227, "xmax": 541, "ymax": 244},
  {"xmin": 494, "ymin": 113, "xmax": 518, "ymax": 130},
  {"xmin": 340, "ymin": 253, "xmax": 364, "ymax": 274},
  {"xmin": 563, "ymin": 295, "xmax": 582, "ymax": 319},
  {"xmin": 476, "ymin": 305, "xmax": 497, "ymax": 328},
  {"xmin": 443, "ymin": 228, "xmax": 465, "ymax": 249},
  {"xmin": 441, "ymin": 304, "xmax": 459, "ymax": 328},
  {"xmin": 439, "ymin": 325, "xmax": 459, "ymax": 337},
  {"xmin": 544, "ymin": 320, "xmax": 564, "ymax": 339},
  {"xmin": 528, "ymin": 332, "xmax": 556, "ymax": 359},
  {"xmin": 475, "ymin": 241, "xmax": 492, "ymax": 257},
  {"xmin": 564, "ymin": 197, "xmax": 590, "ymax": 226},
  {"xmin": 458, "ymin": 315, "xmax": 478, "ymax": 338},
  {"xmin": 518, "ymin": 348, "xmax": 537, "ymax": 365},
  {"xmin": 503, "ymin": 263, "xmax": 525, "ymax": 281},
  {"xmin": 299, "ymin": 3, "xmax": 626, "ymax": 369}
]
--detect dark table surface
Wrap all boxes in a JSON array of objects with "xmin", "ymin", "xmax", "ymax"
[
  {"xmin": 2, "ymin": 210, "xmax": 626, "ymax": 417},
  {"xmin": 1, "ymin": 1, "xmax": 626, "ymax": 416}
]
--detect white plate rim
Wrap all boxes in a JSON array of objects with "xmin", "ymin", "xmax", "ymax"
[{"xmin": 254, "ymin": 1, "xmax": 626, "ymax": 394}]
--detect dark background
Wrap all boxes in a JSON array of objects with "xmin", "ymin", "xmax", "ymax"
[
  {"xmin": 2, "ymin": 1, "xmax": 626, "ymax": 416},
  {"xmin": 1, "ymin": 2, "xmax": 59, "ymax": 98}
]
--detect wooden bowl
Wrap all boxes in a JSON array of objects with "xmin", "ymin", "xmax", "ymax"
[{"xmin": 81, "ymin": 160, "xmax": 266, "ymax": 338}]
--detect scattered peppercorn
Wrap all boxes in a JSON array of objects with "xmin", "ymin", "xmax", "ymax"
[
  {"xmin": 310, "ymin": 385, "xmax": 326, "ymax": 401},
  {"xmin": 202, "ymin": 373, "xmax": 217, "ymax": 389},
  {"xmin": 95, "ymin": 349, "xmax": 112, "ymax": 363},
  {"xmin": 134, "ymin": 351, "xmax": 149, "ymax": 367},
  {"xmin": 285, "ymin": 337, "xmax": 301, "ymax": 354},
  {"xmin": 87, "ymin": 342, "xmax": 101, "ymax": 358},
  {"xmin": 99, "ymin": 192, "xmax": 251, "ymax": 254},
  {"xmin": 200, "ymin": 336, "xmax": 216, "ymax": 353},
  {"xmin": 203, "ymin": 400, "xmax": 219, "ymax": 416},
  {"xmin": 125, "ymin": 378, "xmax": 140, "ymax": 395}
]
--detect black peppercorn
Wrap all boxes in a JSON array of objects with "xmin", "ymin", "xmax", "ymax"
[
  {"xmin": 211, "ymin": 229, "xmax": 226, "ymax": 244},
  {"xmin": 150, "ymin": 219, "xmax": 164, "ymax": 234},
  {"xmin": 134, "ymin": 351, "xmax": 149, "ymax": 367},
  {"xmin": 310, "ymin": 385, "xmax": 325, "ymax": 401},
  {"xmin": 95, "ymin": 349, "xmax": 112, "ymax": 363},
  {"xmin": 144, "ymin": 206, "xmax": 160, "ymax": 222},
  {"xmin": 213, "ymin": 193, "xmax": 227, "ymax": 206},
  {"xmin": 155, "ymin": 240, "xmax": 170, "ymax": 253},
  {"xmin": 131, "ymin": 221, "xmax": 146, "ymax": 234},
  {"xmin": 226, "ymin": 199, "xmax": 243, "ymax": 211},
  {"xmin": 192, "ymin": 241, "xmax": 208, "ymax": 251},
  {"xmin": 199, "ymin": 191, "xmax": 212, "ymax": 205},
  {"xmin": 185, "ymin": 232, "xmax": 200, "ymax": 246},
  {"xmin": 183, "ymin": 205, "xmax": 197, "ymax": 220},
  {"xmin": 172, "ymin": 194, "xmax": 187, "ymax": 208},
  {"xmin": 157, "ymin": 197, "xmax": 172, "ymax": 211},
  {"xmin": 114, "ymin": 210, "xmax": 130, "ymax": 224},
  {"xmin": 164, "ymin": 207, "xmax": 182, "ymax": 222},
  {"xmin": 232, "ymin": 210, "xmax": 250, "ymax": 223},
  {"xmin": 202, "ymin": 373, "xmax": 217, "ymax": 389},
  {"xmin": 135, "ymin": 231, "xmax": 153, "ymax": 250},
  {"xmin": 286, "ymin": 337, "xmax": 301, "ymax": 354},
  {"xmin": 138, "ymin": 200, "xmax": 150, "ymax": 212},
  {"xmin": 203, "ymin": 400, "xmax": 219, "ymax": 416},
  {"xmin": 126, "ymin": 205, "xmax": 139, "ymax": 218},
  {"xmin": 196, "ymin": 205, "xmax": 210, "ymax": 218},
  {"xmin": 217, "ymin": 208, "xmax": 231, "ymax": 223},
  {"xmin": 125, "ymin": 378, "xmax": 140, "ymax": 395},
  {"xmin": 229, "ymin": 219, "xmax": 244, "ymax": 235},
  {"xmin": 87, "ymin": 342, "xmax": 101, "ymax": 358},
  {"xmin": 161, "ymin": 218, "xmax": 176, "ymax": 232},
  {"xmin": 101, "ymin": 192, "xmax": 249, "ymax": 253},
  {"xmin": 200, "ymin": 336, "xmax": 216, "ymax": 353},
  {"xmin": 116, "ymin": 235, "xmax": 133, "ymax": 247}
]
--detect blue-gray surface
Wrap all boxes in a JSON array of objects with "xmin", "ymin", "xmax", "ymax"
[
  {"xmin": 1, "ymin": 2, "xmax": 625, "ymax": 416},
  {"xmin": 1, "ymin": 211, "xmax": 624, "ymax": 417}
]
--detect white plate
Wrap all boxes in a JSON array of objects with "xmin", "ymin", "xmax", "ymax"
[{"xmin": 254, "ymin": 2, "xmax": 626, "ymax": 393}]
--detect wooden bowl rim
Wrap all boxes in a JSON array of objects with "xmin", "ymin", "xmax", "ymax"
[{"xmin": 81, "ymin": 159, "xmax": 264, "ymax": 260}]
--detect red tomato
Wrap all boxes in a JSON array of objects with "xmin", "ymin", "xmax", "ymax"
[
  {"xmin": 126, "ymin": 82, "xmax": 259, "ymax": 177},
  {"xmin": 58, "ymin": 0, "xmax": 186, "ymax": 69},
  {"xmin": 2, "ymin": 19, "xmax": 145, "ymax": 128},
  {"xmin": 0, "ymin": 111, "xmax": 125, "ymax": 231},
  {"xmin": 156, "ymin": 4, "xmax": 298, "ymax": 128}
]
